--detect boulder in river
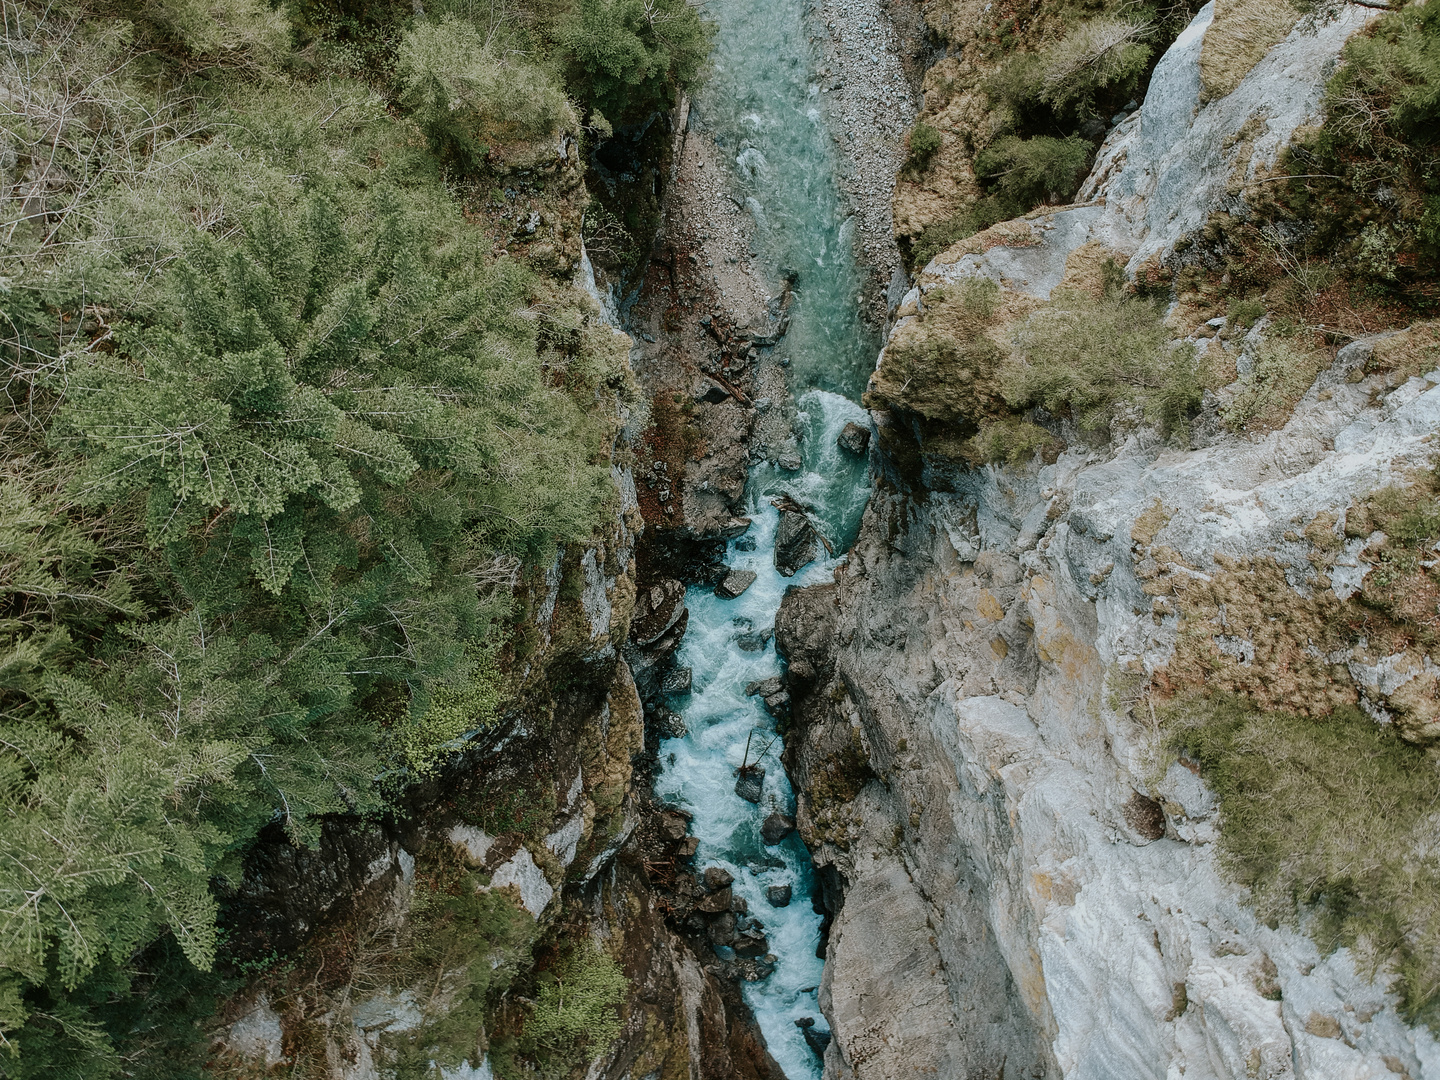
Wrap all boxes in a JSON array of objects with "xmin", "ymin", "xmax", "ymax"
[
  {"xmin": 745, "ymin": 675, "xmax": 784, "ymax": 697},
  {"xmin": 661, "ymin": 666, "xmax": 692, "ymax": 694},
  {"xmin": 762, "ymin": 690, "xmax": 790, "ymax": 717},
  {"xmin": 631, "ymin": 579, "xmax": 687, "ymax": 647},
  {"xmin": 766, "ymin": 884, "xmax": 792, "ymax": 907},
  {"xmin": 703, "ymin": 865, "xmax": 734, "ymax": 890},
  {"xmin": 695, "ymin": 886, "xmax": 733, "ymax": 913},
  {"xmin": 837, "ymin": 421, "xmax": 870, "ymax": 455},
  {"xmin": 733, "ymin": 930, "xmax": 769, "ymax": 958},
  {"xmin": 659, "ymin": 810, "xmax": 690, "ymax": 842},
  {"xmin": 760, "ymin": 812, "xmax": 795, "ymax": 845},
  {"xmin": 803, "ymin": 1027, "xmax": 832, "ymax": 1058},
  {"xmin": 735, "ymin": 766, "xmax": 765, "ymax": 803},
  {"xmin": 715, "ymin": 568, "xmax": 757, "ymax": 599},
  {"xmin": 774, "ymin": 510, "xmax": 821, "ymax": 577}
]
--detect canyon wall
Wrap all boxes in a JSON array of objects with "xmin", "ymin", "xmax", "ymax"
[{"xmin": 786, "ymin": 6, "xmax": 1440, "ymax": 1079}]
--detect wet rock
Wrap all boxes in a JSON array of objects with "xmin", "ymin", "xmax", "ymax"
[
  {"xmin": 708, "ymin": 911, "xmax": 737, "ymax": 947},
  {"xmin": 695, "ymin": 886, "xmax": 733, "ymax": 913},
  {"xmin": 761, "ymin": 813, "xmax": 796, "ymax": 845},
  {"xmin": 745, "ymin": 676, "xmax": 785, "ymax": 697},
  {"xmin": 735, "ymin": 766, "xmax": 765, "ymax": 803},
  {"xmin": 661, "ymin": 666, "xmax": 693, "ymax": 694},
  {"xmin": 631, "ymin": 580, "xmax": 687, "ymax": 647},
  {"xmin": 731, "ymin": 895, "xmax": 748, "ymax": 915},
  {"xmin": 659, "ymin": 810, "xmax": 691, "ymax": 842},
  {"xmin": 733, "ymin": 930, "xmax": 770, "ymax": 958},
  {"xmin": 794, "ymin": 1016, "xmax": 815, "ymax": 1028},
  {"xmin": 774, "ymin": 510, "xmax": 821, "ymax": 577},
  {"xmin": 762, "ymin": 690, "xmax": 791, "ymax": 716},
  {"xmin": 803, "ymin": 1028, "xmax": 832, "ymax": 1058},
  {"xmin": 736, "ymin": 628, "xmax": 773, "ymax": 652},
  {"xmin": 704, "ymin": 866, "xmax": 735, "ymax": 891},
  {"xmin": 778, "ymin": 453, "xmax": 804, "ymax": 472},
  {"xmin": 650, "ymin": 706, "xmax": 687, "ymax": 738},
  {"xmin": 676, "ymin": 837, "xmax": 699, "ymax": 858},
  {"xmin": 716, "ymin": 568, "xmax": 758, "ymax": 599},
  {"xmin": 735, "ymin": 537, "xmax": 758, "ymax": 552},
  {"xmin": 837, "ymin": 421, "xmax": 871, "ymax": 455},
  {"xmin": 767, "ymin": 885, "xmax": 793, "ymax": 907},
  {"xmin": 720, "ymin": 517, "xmax": 753, "ymax": 538}
]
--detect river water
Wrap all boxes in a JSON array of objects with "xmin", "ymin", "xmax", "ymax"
[{"xmin": 648, "ymin": 0, "xmax": 884, "ymax": 1074}]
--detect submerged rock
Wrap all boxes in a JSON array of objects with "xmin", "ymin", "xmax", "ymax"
[
  {"xmin": 715, "ymin": 567, "xmax": 758, "ymax": 599},
  {"xmin": 837, "ymin": 421, "xmax": 870, "ymax": 455},
  {"xmin": 736, "ymin": 628, "xmax": 773, "ymax": 652},
  {"xmin": 735, "ymin": 766, "xmax": 765, "ymax": 803},
  {"xmin": 760, "ymin": 812, "xmax": 796, "ymax": 845},
  {"xmin": 732, "ymin": 930, "xmax": 769, "ymax": 958}
]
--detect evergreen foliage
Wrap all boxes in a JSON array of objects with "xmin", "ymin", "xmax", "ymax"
[
  {"xmin": 0, "ymin": 0, "xmax": 689, "ymax": 1065},
  {"xmin": 557, "ymin": 0, "xmax": 714, "ymax": 125}
]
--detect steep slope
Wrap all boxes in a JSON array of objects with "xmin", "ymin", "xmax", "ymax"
[{"xmin": 785, "ymin": 5, "xmax": 1440, "ymax": 1078}]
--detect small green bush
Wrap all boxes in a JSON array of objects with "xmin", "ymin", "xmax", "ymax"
[
  {"xmin": 1220, "ymin": 336, "xmax": 1328, "ymax": 433},
  {"xmin": 558, "ymin": 0, "xmax": 715, "ymax": 125},
  {"xmin": 968, "ymin": 417, "xmax": 1060, "ymax": 465},
  {"xmin": 1226, "ymin": 296, "xmax": 1267, "ymax": 328},
  {"xmin": 973, "ymin": 135, "xmax": 1091, "ymax": 218},
  {"xmin": 1171, "ymin": 696, "xmax": 1440, "ymax": 1027},
  {"xmin": 396, "ymin": 17, "xmax": 573, "ymax": 172},
  {"xmin": 904, "ymin": 121, "xmax": 944, "ymax": 176},
  {"xmin": 521, "ymin": 943, "xmax": 628, "ymax": 1071},
  {"xmin": 909, "ymin": 212, "xmax": 979, "ymax": 269},
  {"xmin": 1003, "ymin": 290, "xmax": 1201, "ymax": 437},
  {"xmin": 986, "ymin": 17, "xmax": 1153, "ymax": 117}
]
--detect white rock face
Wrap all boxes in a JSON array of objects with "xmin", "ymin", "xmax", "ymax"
[
  {"xmin": 810, "ymin": 360, "xmax": 1440, "ymax": 1079},
  {"xmin": 915, "ymin": 2, "xmax": 1379, "ymax": 302},
  {"xmin": 1082, "ymin": 1, "xmax": 1374, "ymax": 271},
  {"xmin": 225, "ymin": 994, "xmax": 286, "ymax": 1069},
  {"xmin": 486, "ymin": 845, "xmax": 555, "ymax": 918}
]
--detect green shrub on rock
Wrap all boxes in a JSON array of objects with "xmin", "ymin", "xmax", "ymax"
[
  {"xmin": 1171, "ymin": 697, "xmax": 1440, "ymax": 1028},
  {"xmin": 1003, "ymin": 290, "xmax": 1201, "ymax": 437},
  {"xmin": 972, "ymin": 135, "xmax": 1091, "ymax": 219}
]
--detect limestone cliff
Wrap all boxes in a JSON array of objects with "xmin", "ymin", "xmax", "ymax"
[{"xmin": 787, "ymin": 6, "xmax": 1440, "ymax": 1079}]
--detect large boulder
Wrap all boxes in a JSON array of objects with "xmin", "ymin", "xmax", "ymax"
[
  {"xmin": 761, "ymin": 812, "xmax": 796, "ymax": 845},
  {"xmin": 766, "ymin": 884, "xmax": 792, "ymax": 907},
  {"xmin": 774, "ymin": 510, "xmax": 821, "ymax": 577},
  {"xmin": 735, "ymin": 766, "xmax": 765, "ymax": 803},
  {"xmin": 716, "ymin": 567, "xmax": 758, "ymax": 599},
  {"xmin": 630, "ymin": 579, "xmax": 687, "ymax": 647},
  {"xmin": 837, "ymin": 421, "xmax": 871, "ymax": 456}
]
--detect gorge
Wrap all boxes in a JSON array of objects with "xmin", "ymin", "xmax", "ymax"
[{"xmin": 3, "ymin": 0, "xmax": 1439, "ymax": 1078}]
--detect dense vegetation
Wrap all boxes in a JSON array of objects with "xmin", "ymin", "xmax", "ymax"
[{"xmin": 0, "ymin": 0, "xmax": 708, "ymax": 1073}]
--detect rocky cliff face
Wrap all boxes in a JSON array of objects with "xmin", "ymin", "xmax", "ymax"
[{"xmin": 785, "ymin": 6, "xmax": 1440, "ymax": 1079}]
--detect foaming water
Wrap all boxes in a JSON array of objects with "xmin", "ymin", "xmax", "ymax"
[
  {"xmin": 657, "ymin": 0, "xmax": 883, "ymax": 1075},
  {"xmin": 694, "ymin": 0, "xmax": 879, "ymax": 398},
  {"xmin": 656, "ymin": 394, "xmax": 870, "ymax": 1079}
]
